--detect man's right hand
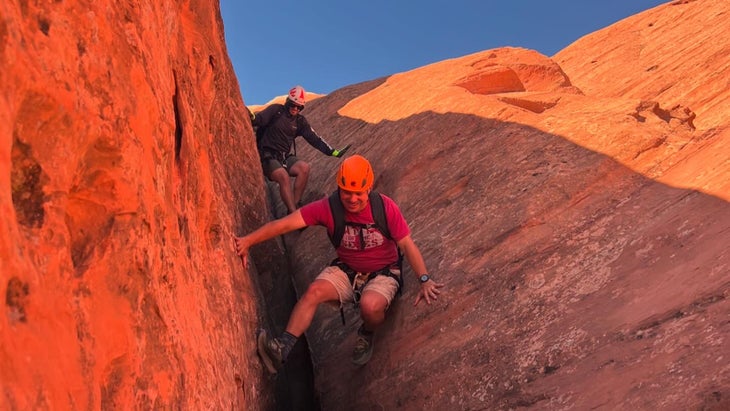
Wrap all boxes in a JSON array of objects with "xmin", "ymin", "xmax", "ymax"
[{"xmin": 234, "ymin": 236, "xmax": 250, "ymax": 267}]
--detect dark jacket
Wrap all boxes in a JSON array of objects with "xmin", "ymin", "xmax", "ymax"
[{"xmin": 253, "ymin": 103, "xmax": 334, "ymax": 160}]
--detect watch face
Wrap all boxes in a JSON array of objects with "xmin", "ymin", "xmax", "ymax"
[{"xmin": 420, "ymin": 275, "xmax": 429, "ymax": 283}]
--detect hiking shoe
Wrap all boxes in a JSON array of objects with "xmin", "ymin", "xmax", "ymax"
[
  {"xmin": 257, "ymin": 329, "xmax": 284, "ymax": 374},
  {"xmin": 352, "ymin": 334, "xmax": 374, "ymax": 366}
]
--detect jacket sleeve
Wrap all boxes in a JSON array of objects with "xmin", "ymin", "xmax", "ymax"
[{"xmin": 298, "ymin": 116, "xmax": 335, "ymax": 156}]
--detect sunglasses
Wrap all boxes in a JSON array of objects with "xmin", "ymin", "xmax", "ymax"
[{"xmin": 288, "ymin": 102, "xmax": 304, "ymax": 111}]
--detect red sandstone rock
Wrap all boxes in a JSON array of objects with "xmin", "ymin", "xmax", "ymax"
[
  {"xmin": 1, "ymin": 1, "xmax": 273, "ymax": 409},
  {"xmin": 3, "ymin": 0, "xmax": 729, "ymax": 410},
  {"xmin": 248, "ymin": 91, "xmax": 324, "ymax": 112}
]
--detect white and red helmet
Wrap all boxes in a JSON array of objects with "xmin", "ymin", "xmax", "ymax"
[{"xmin": 287, "ymin": 85, "xmax": 306, "ymax": 106}]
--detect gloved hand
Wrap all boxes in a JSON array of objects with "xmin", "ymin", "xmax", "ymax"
[
  {"xmin": 246, "ymin": 106, "xmax": 255, "ymax": 122},
  {"xmin": 331, "ymin": 143, "xmax": 351, "ymax": 158}
]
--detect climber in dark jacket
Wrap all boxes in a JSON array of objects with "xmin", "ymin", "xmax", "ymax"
[{"xmin": 251, "ymin": 85, "xmax": 349, "ymax": 214}]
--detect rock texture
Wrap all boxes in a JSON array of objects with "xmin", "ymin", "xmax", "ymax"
[
  {"xmin": 284, "ymin": 1, "xmax": 729, "ymax": 409},
  {"xmin": 248, "ymin": 91, "xmax": 324, "ymax": 113},
  {"xmin": 3, "ymin": 0, "xmax": 729, "ymax": 410},
  {"xmin": 1, "ymin": 1, "xmax": 276, "ymax": 410}
]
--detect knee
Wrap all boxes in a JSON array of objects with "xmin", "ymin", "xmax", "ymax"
[
  {"xmin": 358, "ymin": 295, "xmax": 386, "ymax": 318},
  {"xmin": 293, "ymin": 161, "xmax": 310, "ymax": 177},
  {"xmin": 270, "ymin": 169, "xmax": 290, "ymax": 185}
]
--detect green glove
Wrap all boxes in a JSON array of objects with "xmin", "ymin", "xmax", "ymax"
[{"xmin": 332, "ymin": 144, "xmax": 351, "ymax": 158}]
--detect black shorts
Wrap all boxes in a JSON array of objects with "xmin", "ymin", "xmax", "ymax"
[{"xmin": 260, "ymin": 151, "xmax": 300, "ymax": 177}]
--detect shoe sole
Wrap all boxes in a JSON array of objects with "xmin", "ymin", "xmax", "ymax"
[
  {"xmin": 352, "ymin": 350, "xmax": 373, "ymax": 366},
  {"xmin": 352, "ymin": 343, "xmax": 374, "ymax": 366},
  {"xmin": 257, "ymin": 330, "xmax": 279, "ymax": 375}
]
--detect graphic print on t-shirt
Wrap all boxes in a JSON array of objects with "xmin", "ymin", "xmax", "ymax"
[{"xmin": 341, "ymin": 225, "xmax": 386, "ymax": 250}]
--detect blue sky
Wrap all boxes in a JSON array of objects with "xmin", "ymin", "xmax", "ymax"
[{"xmin": 220, "ymin": 1, "xmax": 668, "ymax": 106}]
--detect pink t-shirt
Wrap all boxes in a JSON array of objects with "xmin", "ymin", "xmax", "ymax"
[{"xmin": 300, "ymin": 193, "xmax": 410, "ymax": 273}]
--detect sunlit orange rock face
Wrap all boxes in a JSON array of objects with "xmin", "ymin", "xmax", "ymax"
[
  {"xmin": 4, "ymin": 1, "xmax": 729, "ymax": 411},
  {"xmin": 248, "ymin": 91, "xmax": 323, "ymax": 112},
  {"xmin": 287, "ymin": 1, "xmax": 729, "ymax": 409},
  {"xmin": 1, "ymin": 1, "xmax": 273, "ymax": 410}
]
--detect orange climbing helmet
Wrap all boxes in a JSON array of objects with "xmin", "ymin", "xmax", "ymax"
[
  {"xmin": 287, "ymin": 85, "xmax": 306, "ymax": 106},
  {"xmin": 337, "ymin": 155, "xmax": 374, "ymax": 192}
]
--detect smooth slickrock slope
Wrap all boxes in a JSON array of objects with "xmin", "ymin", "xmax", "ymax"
[
  {"xmin": 3, "ymin": 0, "xmax": 729, "ymax": 410},
  {"xmin": 1, "ymin": 1, "xmax": 276, "ymax": 410},
  {"xmin": 284, "ymin": 0, "xmax": 729, "ymax": 409}
]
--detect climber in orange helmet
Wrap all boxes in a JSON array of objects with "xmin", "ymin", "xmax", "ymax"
[{"xmin": 234, "ymin": 154, "xmax": 444, "ymax": 373}]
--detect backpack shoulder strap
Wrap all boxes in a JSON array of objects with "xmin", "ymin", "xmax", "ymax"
[
  {"xmin": 369, "ymin": 191, "xmax": 405, "ymax": 294},
  {"xmin": 368, "ymin": 191, "xmax": 390, "ymax": 240},
  {"xmin": 328, "ymin": 190, "xmax": 345, "ymax": 248}
]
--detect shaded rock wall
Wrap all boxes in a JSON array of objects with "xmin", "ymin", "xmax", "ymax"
[
  {"xmin": 284, "ymin": 1, "xmax": 729, "ymax": 409},
  {"xmin": 1, "ymin": 1, "xmax": 274, "ymax": 410}
]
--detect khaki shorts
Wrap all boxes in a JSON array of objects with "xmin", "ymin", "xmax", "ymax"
[{"xmin": 316, "ymin": 265, "xmax": 399, "ymax": 308}]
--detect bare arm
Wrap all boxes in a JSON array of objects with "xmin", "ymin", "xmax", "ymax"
[
  {"xmin": 397, "ymin": 235, "xmax": 445, "ymax": 306},
  {"xmin": 234, "ymin": 210, "xmax": 307, "ymax": 267}
]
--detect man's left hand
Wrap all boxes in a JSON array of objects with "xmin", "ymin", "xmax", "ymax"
[{"xmin": 414, "ymin": 278, "xmax": 445, "ymax": 306}]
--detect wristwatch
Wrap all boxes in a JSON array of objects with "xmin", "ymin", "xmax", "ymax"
[{"xmin": 419, "ymin": 274, "xmax": 430, "ymax": 283}]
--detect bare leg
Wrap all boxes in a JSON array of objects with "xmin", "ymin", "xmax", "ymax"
[
  {"xmin": 289, "ymin": 160, "xmax": 310, "ymax": 207},
  {"xmin": 358, "ymin": 291, "xmax": 389, "ymax": 331},
  {"xmin": 268, "ymin": 168, "xmax": 297, "ymax": 213},
  {"xmin": 285, "ymin": 279, "xmax": 339, "ymax": 336}
]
